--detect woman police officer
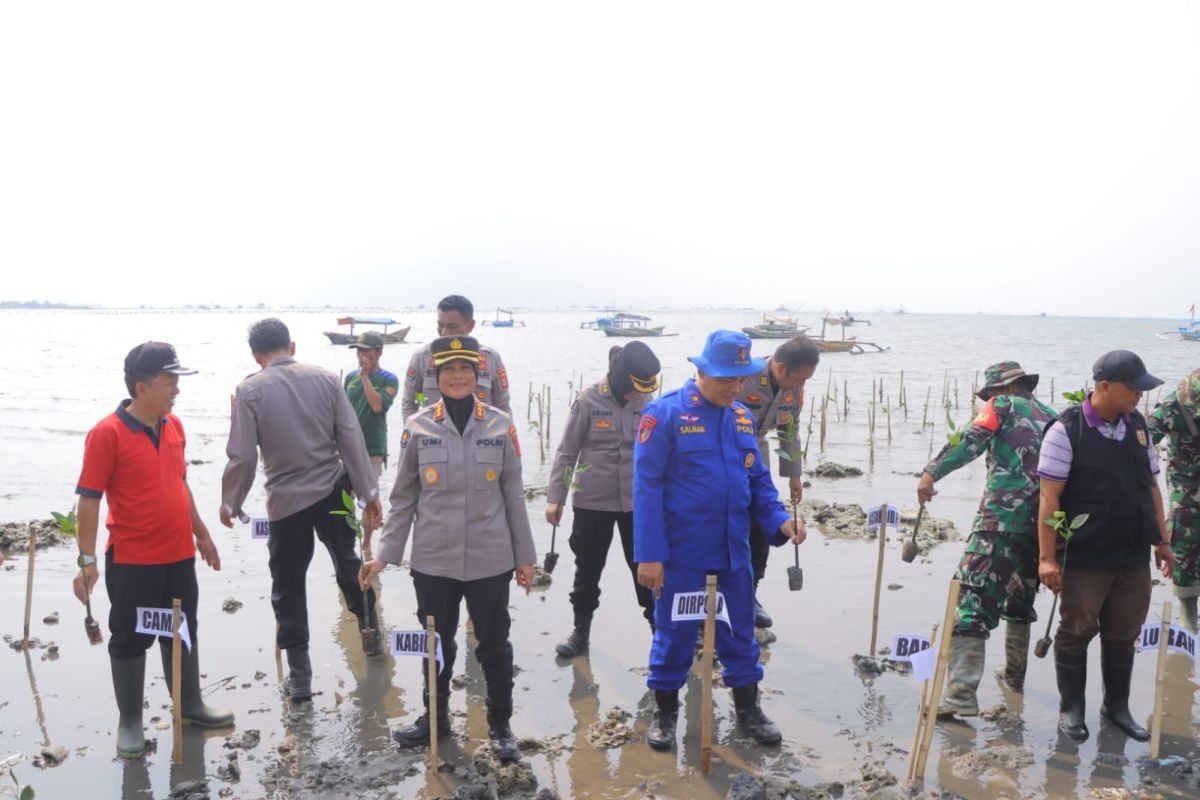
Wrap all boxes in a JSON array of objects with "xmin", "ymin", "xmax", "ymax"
[{"xmin": 361, "ymin": 335, "xmax": 536, "ymax": 761}]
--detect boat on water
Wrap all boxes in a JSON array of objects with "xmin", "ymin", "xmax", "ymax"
[
  {"xmin": 1157, "ymin": 311, "xmax": 1200, "ymax": 342},
  {"xmin": 598, "ymin": 312, "xmax": 669, "ymax": 337},
  {"xmin": 822, "ymin": 312, "xmax": 870, "ymax": 327},
  {"xmin": 742, "ymin": 314, "xmax": 809, "ymax": 339},
  {"xmin": 813, "ymin": 318, "xmax": 887, "ymax": 354},
  {"xmin": 323, "ymin": 316, "xmax": 410, "ymax": 345},
  {"xmin": 482, "ymin": 308, "xmax": 526, "ymax": 328}
]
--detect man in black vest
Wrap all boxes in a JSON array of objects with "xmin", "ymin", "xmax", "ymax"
[{"xmin": 1036, "ymin": 350, "xmax": 1175, "ymax": 743}]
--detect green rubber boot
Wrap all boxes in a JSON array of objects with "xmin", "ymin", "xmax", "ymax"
[
  {"xmin": 938, "ymin": 635, "xmax": 985, "ymax": 717},
  {"xmin": 111, "ymin": 654, "xmax": 148, "ymax": 758},
  {"xmin": 160, "ymin": 641, "xmax": 235, "ymax": 728},
  {"xmin": 994, "ymin": 622, "xmax": 1031, "ymax": 692}
]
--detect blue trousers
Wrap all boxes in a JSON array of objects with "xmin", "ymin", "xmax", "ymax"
[{"xmin": 647, "ymin": 563, "xmax": 762, "ymax": 691}]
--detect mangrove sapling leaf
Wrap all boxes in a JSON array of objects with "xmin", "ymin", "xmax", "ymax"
[
  {"xmin": 50, "ymin": 506, "xmax": 77, "ymax": 536},
  {"xmin": 944, "ymin": 411, "xmax": 964, "ymax": 447},
  {"xmin": 414, "ymin": 392, "xmax": 427, "ymax": 407},
  {"xmin": 1062, "ymin": 389, "xmax": 1086, "ymax": 404},
  {"xmin": 1044, "ymin": 511, "xmax": 1089, "ymax": 570},
  {"xmin": 7, "ymin": 766, "xmax": 34, "ymax": 800},
  {"xmin": 331, "ymin": 490, "xmax": 363, "ymax": 538},
  {"xmin": 564, "ymin": 463, "xmax": 591, "ymax": 493}
]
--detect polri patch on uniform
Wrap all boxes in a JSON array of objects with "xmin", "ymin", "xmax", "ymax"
[
  {"xmin": 485, "ymin": 467, "xmax": 498, "ymax": 482},
  {"xmin": 508, "ymin": 425, "xmax": 522, "ymax": 457},
  {"xmin": 498, "ymin": 367, "xmax": 508, "ymax": 389},
  {"xmin": 423, "ymin": 466, "xmax": 440, "ymax": 485},
  {"xmin": 778, "ymin": 411, "xmax": 792, "ymax": 425},
  {"xmin": 638, "ymin": 415, "xmax": 657, "ymax": 444},
  {"xmin": 595, "ymin": 419, "xmax": 612, "ymax": 430},
  {"xmin": 783, "ymin": 391, "xmax": 795, "ymax": 404},
  {"xmin": 1136, "ymin": 428, "xmax": 1148, "ymax": 447},
  {"xmin": 746, "ymin": 394, "xmax": 763, "ymax": 403},
  {"xmin": 406, "ymin": 367, "xmax": 417, "ymax": 379},
  {"xmin": 476, "ymin": 389, "xmax": 487, "ymax": 401},
  {"xmin": 745, "ymin": 452, "xmax": 756, "ymax": 469}
]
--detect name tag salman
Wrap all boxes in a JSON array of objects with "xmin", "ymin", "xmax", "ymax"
[
  {"xmin": 670, "ymin": 591, "xmax": 732, "ymax": 629},
  {"xmin": 135, "ymin": 607, "xmax": 192, "ymax": 652},
  {"xmin": 1137, "ymin": 623, "xmax": 1197, "ymax": 662},
  {"xmin": 391, "ymin": 629, "xmax": 444, "ymax": 671}
]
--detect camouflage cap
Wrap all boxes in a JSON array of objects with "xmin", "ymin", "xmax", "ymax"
[
  {"xmin": 1178, "ymin": 368, "xmax": 1200, "ymax": 412},
  {"xmin": 977, "ymin": 361, "xmax": 1039, "ymax": 401}
]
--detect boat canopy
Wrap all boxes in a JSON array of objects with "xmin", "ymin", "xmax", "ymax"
[{"xmin": 337, "ymin": 316, "xmax": 399, "ymax": 326}]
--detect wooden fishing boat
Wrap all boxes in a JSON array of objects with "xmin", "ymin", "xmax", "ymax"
[
  {"xmin": 742, "ymin": 314, "xmax": 809, "ymax": 339},
  {"xmin": 814, "ymin": 319, "xmax": 888, "ymax": 354},
  {"xmin": 822, "ymin": 314, "xmax": 870, "ymax": 327},
  {"xmin": 599, "ymin": 313, "xmax": 668, "ymax": 337},
  {"xmin": 1157, "ymin": 310, "xmax": 1199, "ymax": 342},
  {"xmin": 482, "ymin": 308, "xmax": 526, "ymax": 328},
  {"xmin": 323, "ymin": 316, "xmax": 410, "ymax": 345}
]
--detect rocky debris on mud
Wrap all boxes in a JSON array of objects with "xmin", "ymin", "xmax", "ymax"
[
  {"xmin": 225, "ymin": 729, "xmax": 261, "ymax": 750},
  {"xmin": 222, "ymin": 597, "xmax": 243, "ymax": 614},
  {"xmin": 585, "ymin": 707, "xmax": 635, "ymax": 749},
  {"xmin": 217, "ymin": 753, "xmax": 241, "ymax": 782},
  {"xmin": 0, "ymin": 520, "xmax": 71, "ymax": 552},
  {"xmin": 462, "ymin": 743, "xmax": 539, "ymax": 796},
  {"xmin": 32, "ymin": 744, "xmax": 69, "ymax": 768},
  {"xmin": 851, "ymin": 654, "xmax": 910, "ymax": 678},
  {"xmin": 523, "ymin": 485, "xmax": 547, "ymax": 501},
  {"xmin": 755, "ymin": 627, "xmax": 778, "ymax": 646},
  {"xmin": 978, "ymin": 704, "xmax": 1018, "ymax": 723},
  {"xmin": 801, "ymin": 500, "xmax": 959, "ymax": 553},
  {"xmin": 169, "ymin": 779, "xmax": 211, "ymax": 799},
  {"xmin": 950, "ymin": 744, "xmax": 1034, "ymax": 780},
  {"xmin": 42, "ymin": 612, "xmax": 59, "ymax": 625},
  {"xmin": 725, "ymin": 765, "xmax": 910, "ymax": 800},
  {"xmin": 810, "ymin": 462, "xmax": 864, "ymax": 479},
  {"xmin": 6, "ymin": 636, "xmax": 52, "ymax": 651},
  {"xmin": 530, "ymin": 566, "xmax": 552, "ymax": 589},
  {"xmin": 42, "ymin": 644, "xmax": 59, "ymax": 661}
]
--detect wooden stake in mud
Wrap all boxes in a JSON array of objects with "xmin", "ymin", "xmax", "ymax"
[
  {"xmin": 1050, "ymin": 378, "xmax": 1055, "ymax": 404},
  {"xmin": 22, "ymin": 528, "xmax": 37, "ymax": 649},
  {"xmin": 899, "ymin": 371, "xmax": 906, "ymax": 409},
  {"xmin": 427, "ymin": 614, "xmax": 439, "ymax": 769},
  {"xmin": 868, "ymin": 505, "xmax": 889, "ymax": 656},
  {"xmin": 1150, "ymin": 601, "xmax": 1173, "ymax": 759},
  {"xmin": 905, "ymin": 622, "xmax": 938, "ymax": 782},
  {"xmin": 700, "ymin": 575, "xmax": 717, "ymax": 775},
  {"xmin": 921, "ymin": 386, "xmax": 931, "ymax": 429},
  {"xmin": 843, "ymin": 380, "xmax": 849, "ymax": 418},
  {"xmin": 172, "ymin": 598, "xmax": 183, "ymax": 765},
  {"xmin": 915, "ymin": 579, "xmax": 961, "ymax": 781},
  {"xmin": 819, "ymin": 399, "xmax": 827, "ymax": 452},
  {"xmin": 886, "ymin": 397, "xmax": 892, "ymax": 446}
]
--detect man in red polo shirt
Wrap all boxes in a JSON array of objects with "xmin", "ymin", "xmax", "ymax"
[{"xmin": 72, "ymin": 342, "xmax": 234, "ymax": 759}]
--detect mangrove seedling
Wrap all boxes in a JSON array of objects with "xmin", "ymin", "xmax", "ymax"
[
  {"xmin": 414, "ymin": 391, "xmax": 427, "ymax": 407},
  {"xmin": 944, "ymin": 410, "xmax": 964, "ymax": 447},
  {"xmin": 545, "ymin": 463, "xmax": 590, "ymax": 574},
  {"xmin": 1061, "ymin": 388, "xmax": 1086, "ymax": 405},
  {"xmin": 1034, "ymin": 511, "xmax": 1089, "ymax": 658},
  {"xmin": 331, "ymin": 490, "xmax": 378, "ymax": 653},
  {"xmin": 6, "ymin": 764, "xmax": 35, "ymax": 800}
]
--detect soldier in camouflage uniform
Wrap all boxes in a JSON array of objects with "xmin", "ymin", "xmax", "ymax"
[
  {"xmin": 1149, "ymin": 368, "xmax": 1200, "ymax": 632},
  {"xmin": 916, "ymin": 361, "xmax": 1057, "ymax": 716}
]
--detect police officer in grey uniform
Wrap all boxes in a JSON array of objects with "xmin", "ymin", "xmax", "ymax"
[
  {"xmin": 547, "ymin": 342, "xmax": 662, "ymax": 658},
  {"xmin": 363, "ymin": 335, "xmax": 536, "ymax": 762},
  {"xmin": 736, "ymin": 336, "xmax": 819, "ymax": 628},
  {"xmin": 401, "ymin": 295, "xmax": 512, "ymax": 421}
]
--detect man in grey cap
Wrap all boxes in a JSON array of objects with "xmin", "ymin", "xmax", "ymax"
[
  {"xmin": 1037, "ymin": 350, "xmax": 1175, "ymax": 743},
  {"xmin": 220, "ymin": 318, "xmax": 383, "ymax": 701}
]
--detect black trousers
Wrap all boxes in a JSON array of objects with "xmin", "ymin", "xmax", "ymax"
[
  {"xmin": 568, "ymin": 507, "xmax": 655, "ymax": 626},
  {"xmin": 749, "ymin": 517, "xmax": 771, "ymax": 588},
  {"xmin": 412, "ymin": 569, "xmax": 514, "ymax": 723},
  {"xmin": 267, "ymin": 480, "xmax": 375, "ymax": 651},
  {"xmin": 105, "ymin": 548, "xmax": 199, "ymax": 659}
]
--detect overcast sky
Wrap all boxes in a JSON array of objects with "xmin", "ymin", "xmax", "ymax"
[{"xmin": 2, "ymin": 2, "xmax": 1198, "ymax": 317}]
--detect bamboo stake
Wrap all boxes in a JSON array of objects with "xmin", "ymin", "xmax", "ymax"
[
  {"xmin": 22, "ymin": 529, "xmax": 36, "ymax": 649},
  {"xmin": 922, "ymin": 387, "xmax": 931, "ymax": 429},
  {"xmin": 1050, "ymin": 377, "xmax": 1055, "ymax": 404},
  {"xmin": 1149, "ymin": 601, "xmax": 1172, "ymax": 759},
  {"xmin": 843, "ymin": 380, "xmax": 849, "ymax": 418},
  {"xmin": 905, "ymin": 622, "xmax": 939, "ymax": 782},
  {"xmin": 886, "ymin": 397, "xmax": 893, "ymax": 446},
  {"xmin": 701, "ymin": 575, "xmax": 717, "ymax": 774},
  {"xmin": 427, "ymin": 614, "xmax": 439, "ymax": 770},
  {"xmin": 899, "ymin": 371, "xmax": 905, "ymax": 409},
  {"xmin": 803, "ymin": 396, "xmax": 817, "ymax": 457},
  {"xmin": 914, "ymin": 579, "xmax": 962, "ymax": 780},
  {"xmin": 527, "ymin": 381, "xmax": 533, "ymax": 418},
  {"xmin": 868, "ymin": 505, "xmax": 889, "ymax": 656},
  {"xmin": 819, "ymin": 399, "xmax": 827, "ymax": 452},
  {"xmin": 172, "ymin": 598, "xmax": 183, "ymax": 765}
]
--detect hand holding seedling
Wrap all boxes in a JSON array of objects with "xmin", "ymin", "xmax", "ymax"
[{"xmin": 1038, "ymin": 511, "xmax": 1088, "ymax": 593}]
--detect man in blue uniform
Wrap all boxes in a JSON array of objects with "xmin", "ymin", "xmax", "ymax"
[{"xmin": 635, "ymin": 330, "xmax": 805, "ymax": 751}]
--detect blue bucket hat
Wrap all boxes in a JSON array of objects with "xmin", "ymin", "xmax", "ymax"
[{"xmin": 687, "ymin": 330, "xmax": 765, "ymax": 378}]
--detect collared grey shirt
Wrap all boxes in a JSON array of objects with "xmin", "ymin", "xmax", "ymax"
[
  {"xmin": 547, "ymin": 379, "xmax": 646, "ymax": 512},
  {"xmin": 735, "ymin": 359, "xmax": 805, "ymax": 478},
  {"xmin": 401, "ymin": 341, "xmax": 511, "ymax": 421},
  {"xmin": 376, "ymin": 400, "xmax": 536, "ymax": 580},
  {"xmin": 221, "ymin": 356, "xmax": 379, "ymax": 521}
]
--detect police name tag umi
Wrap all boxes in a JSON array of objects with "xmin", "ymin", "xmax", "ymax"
[
  {"xmin": 867, "ymin": 505, "xmax": 901, "ymax": 530},
  {"xmin": 1137, "ymin": 623, "xmax": 1198, "ymax": 662},
  {"xmin": 670, "ymin": 591, "xmax": 733, "ymax": 629},
  {"xmin": 391, "ymin": 629, "xmax": 445, "ymax": 671},
  {"xmin": 135, "ymin": 607, "xmax": 192, "ymax": 651}
]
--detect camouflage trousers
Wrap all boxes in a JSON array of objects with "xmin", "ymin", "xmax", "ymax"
[
  {"xmin": 1169, "ymin": 499, "xmax": 1200, "ymax": 589},
  {"xmin": 953, "ymin": 530, "xmax": 1039, "ymax": 638}
]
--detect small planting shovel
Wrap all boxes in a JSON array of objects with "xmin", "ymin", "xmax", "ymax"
[
  {"xmin": 786, "ymin": 504, "xmax": 803, "ymax": 591},
  {"xmin": 543, "ymin": 524, "xmax": 560, "ymax": 574},
  {"xmin": 84, "ymin": 595, "xmax": 104, "ymax": 645},
  {"xmin": 901, "ymin": 506, "xmax": 924, "ymax": 563},
  {"xmin": 1034, "ymin": 592, "xmax": 1059, "ymax": 659}
]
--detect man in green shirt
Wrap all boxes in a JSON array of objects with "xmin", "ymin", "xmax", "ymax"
[{"xmin": 345, "ymin": 332, "xmax": 400, "ymax": 485}]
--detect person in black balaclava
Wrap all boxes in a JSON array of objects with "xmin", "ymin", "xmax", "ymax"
[{"xmin": 546, "ymin": 341, "xmax": 662, "ymax": 658}]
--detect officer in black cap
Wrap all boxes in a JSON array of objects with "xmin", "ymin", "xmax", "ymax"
[{"xmin": 1037, "ymin": 350, "xmax": 1175, "ymax": 743}]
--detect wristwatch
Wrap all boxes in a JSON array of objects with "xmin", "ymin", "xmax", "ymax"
[{"xmin": 77, "ymin": 554, "xmax": 97, "ymax": 568}]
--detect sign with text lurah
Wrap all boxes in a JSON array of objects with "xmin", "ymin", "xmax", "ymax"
[{"xmin": 1137, "ymin": 623, "xmax": 1197, "ymax": 662}]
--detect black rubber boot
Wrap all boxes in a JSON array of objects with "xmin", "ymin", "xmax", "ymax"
[
  {"xmin": 1055, "ymin": 646, "xmax": 1089, "ymax": 742},
  {"xmin": 111, "ymin": 654, "xmax": 148, "ymax": 759},
  {"xmin": 284, "ymin": 646, "xmax": 313, "ymax": 702},
  {"xmin": 393, "ymin": 693, "xmax": 451, "ymax": 747},
  {"xmin": 555, "ymin": 624, "xmax": 590, "ymax": 658},
  {"xmin": 754, "ymin": 600, "xmax": 773, "ymax": 629},
  {"xmin": 646, "ymin": 690, "xmax": 679, "ymax": 751},
  {"xmin": 1099, "ymin": 643, "xmax": 1150, "ymax": 742},
  {"xmin": 487, "ymin": 712, "xmax": 519, "ymax": 762},
  {"xmin": 159, "ymin": 641, "xmax": 235, "ymax": 728},
  {"xmin": 732, "ymin": 683, "xmax": 782, "ymax": 745}
]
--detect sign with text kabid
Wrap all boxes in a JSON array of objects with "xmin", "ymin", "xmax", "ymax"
[
  {"xmin": 135, "ymin": 607, "xmax": 192, "ymax": 651},
  {"xmin": 867, "ymin": 505, "xmax": 901, "ymax": 530},
  {"xmin": 390, "ymin": 629, "xmax": 444, "ymax": 671},
  {"xmin": 670, "ymin": 590, "xmax": 732, "ymax": 629},
  {"xmin": 1137, "ymin": 623, "xmax": 1197, "ymax": 662}
]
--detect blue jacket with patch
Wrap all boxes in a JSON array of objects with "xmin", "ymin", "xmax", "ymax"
[{"xmin": 633, "ymin": 378, "xmax": 791, "ymax": 571}]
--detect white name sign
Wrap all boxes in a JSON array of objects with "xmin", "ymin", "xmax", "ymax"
[
  {"xmin": 867, "ymin": 505, "xmax": 901, "ymax": 530},
  {"xmin": 135, "ymin": 607, "xmax": 192, "ymax": 652},
  {"xmin": 1137, "ymin": 623, "xmax": 1197, "ymax": 662},
  {"xmin": 909, "ymin": 646, "xmax": 937, "ymax": 683},
  {"xmin": 250, "ymin": 517, "xmax": 271, "ymax": 540},
  {"xmin": 390, "ymin": 629, "xmax": 444, "ymax": 671},
  {"xmin": 888, "ymin": 634, "xmax": 932, "ymax": 662},
  {"xmin": 670, "ymin": 590, "xmax": 732, "ymax": 629}
]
